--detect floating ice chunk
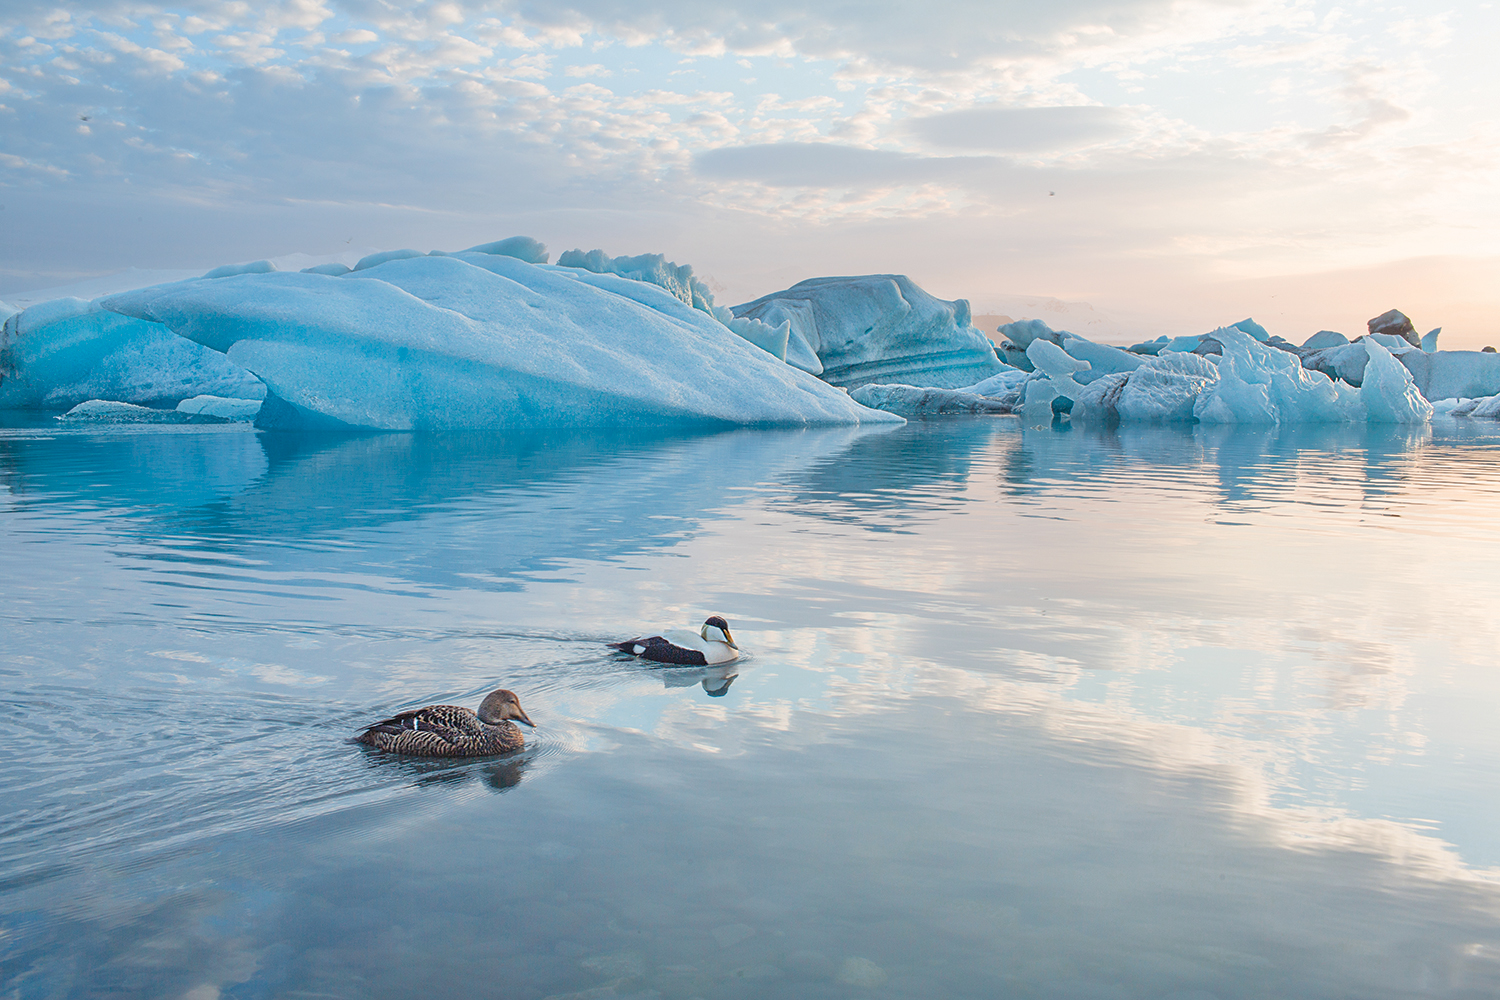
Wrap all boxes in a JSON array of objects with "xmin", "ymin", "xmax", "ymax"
[
  {"xmin": 1366, "ymin": 332, "xmax": 1414, "ymax": 352},
  {"xmin": 1303, "ymin": 330, "xmax": 1348, "ymax": 349},
  {"xmin": 1, "ymin": 297, "xmax": 265, "ymax": 410},
  {"xmin": 59, "ymin": 399, "xmax": 201, "ymax": 423},
  {"xmin": 1022, "ymin": 377, "xmax": 1060, "ymax": 425},
  {"xmin": 1302, "ymin": 340, "xmax": 1374, "ymax": 387},
  {"xmin": 1127, "ymin": 335, "xmax": 1170, "ymax": 355},
  {"xmin": 204, "ymin": 260, "xmax": 277, "ymax": 279},
  {"xmin": 1393, "ymin": 349, "xmax": 1500, "ymax": 401},
  {"xmin": 1165, "ymin": 334, "xmax": 1208, "ymax": 353},
  {"xmin": 1472, "ymin": 394, "xmax": 1500, "ymax": 418},
  {"xmin": 996, "ymin": 319, "xmax": 1140, "ymax": 381},
  {"xmin": 1056, "ymin": 335, "xmax": 1144, "ymax": 382},
  {"xmin": 1421, "ymin": 328, "xmax": 1441, "ymax": 352},
  {"xmin": 1448, "ymin": 398, "xmax": 1481, "ymax": 416},
  {"xmin": 1026, "ymin": 338, "xmax": 1091, "ymax": 401},
  {"xmin": 957, "ymin": 368, "xmax": 1030, "ymax": 397},
  {"xmin": 1071, "ymin": 351, "xmax": 1219, "ymax": 423},
  {"xmin": 733, "ymin": 275, "xmax": 1004, "ymax": 389},
  {"xmin": 998, "ymin": 318, "xmax": 1062, "ymax": 351},
  {"xmin": 850, "ymin": 383, "xmax": 1012, "ymax": 416},
  {"xmin": 353, "ymin": 249, "xmax": 425, "ymax": 271},
  {"xmin": 1360, "ymin": 337, "xmax": 1433, "ymax": 423},
  {"xmin": 1231, "ymin": 317, "xmax": 1270, "ymax": 341},
  {"xmin": 1429, "ymin": 397, "xmax": 1468, "ymax": 414},
  {"xmin": 1367, "ymin": 308, "xmax": 1420, "ymax": 347},
  {"xmin": 1193, "ymin": 327, "xmax": 1356, "ymax": 424},
  {"xmin": 301, "ymin": 262, "xmax": 351, "ymax": 276},
  {"xmin": 176, "ymin": 394, "xmax": 263, "ymax": 420},
  {"xmin": 462, "ymin": 236, "xmax": 549, "ymax": 264},
  {"xmin": 102, "ymin": 252, "xmax": 899, "ymax": 431}
]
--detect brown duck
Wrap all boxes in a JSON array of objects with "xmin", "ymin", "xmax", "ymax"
[{"xmin": 355, "ymin": 688, "xmax": 535, "ymax": 757}]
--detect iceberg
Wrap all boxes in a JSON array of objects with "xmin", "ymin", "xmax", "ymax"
[
  {"xmin": 1302, "ymin": 330, "xmax": 1349, "ymax": 350},
  {"xmin": 731, "ymin": 275, "xmax": 1006, "ymax": 389},
  {"xmin": 102, "ymin": 251, "xmax": 899, "ymax": 431},
  {"xmin": 1391, "ymin": 349, "xmax": 1500, "ymax": 402},
  {"xmin": 1192, "ymin": 328, "xmax": 1358, "ymax": 425},
  {"xmin": 1071, "ymin": 351, "xmax": 1220, "ymax": 424},
  {"xmin": 1000, "ymin": 318, "xmax": 1143, "ymax": 381},
  {"xmin": 1023, "ymin": 327, "xmax": 1427, "ymax": 425},
  {"xmin": 1, "ymin": 296, "xmax": 265, "ymax": 410},
  {"xmin": 1469, "ymin": 394, "xmax": 1500, "ymax": 418},
  {"xmin": 1359, "ymin": 337, "xmax": 1433, "ymax": 423}
]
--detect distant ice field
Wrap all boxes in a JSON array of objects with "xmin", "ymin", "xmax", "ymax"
[{"xmin": 3, "ymin": 417, "xmax": 1500, "ymax": 998}]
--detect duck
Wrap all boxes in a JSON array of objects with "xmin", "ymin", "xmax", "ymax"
[
  {"xmin": 608, "ymin": 615, "xmax": 740, "ymax": 665},
  {"xmin": 354, "ymin": 688, "xmax": 535, "ymax": 757}
]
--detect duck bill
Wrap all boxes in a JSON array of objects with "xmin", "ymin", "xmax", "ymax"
[
  {"xmin": 723, "ymin": 629, "xmax": 738, "ymax": 650},
  {"xmin": 514, "ymin": 708, "xmax": 536, "ymax": 728}
]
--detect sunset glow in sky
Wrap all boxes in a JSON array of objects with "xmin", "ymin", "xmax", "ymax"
[{"xmin": 3, "ymin": 0, "xmax": 1498, "ymax": 345}]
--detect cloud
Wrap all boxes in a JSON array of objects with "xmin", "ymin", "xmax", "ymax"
[
  {"xmin": 694, "ymin": 142, "xmax": 965, "ymax": 187},
  {"xmin": 904, "ymin": 105, "xmax": 1135, "ymax": 153}
]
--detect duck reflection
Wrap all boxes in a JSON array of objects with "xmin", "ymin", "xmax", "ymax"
[
  {"xmin": 359, "ymin": 747, "xmax": 532, "ymax": 792},
  {"xmin": 658, "ymin": 664, "xmax": 740, "ymax": 698}
]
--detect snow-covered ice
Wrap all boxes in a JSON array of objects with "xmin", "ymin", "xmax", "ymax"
[
  {"xmin": 732, "ymin": 275, "xmax": 1006, "ymax": 389},
  {"xmin": 103, "ymin": 251, "xmax": 899, "ymax": 431}
]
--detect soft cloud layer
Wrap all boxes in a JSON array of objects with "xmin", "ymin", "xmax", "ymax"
[{"xmin": 2, "ymin": 0, "xmax": 1498, "ymax": 344}]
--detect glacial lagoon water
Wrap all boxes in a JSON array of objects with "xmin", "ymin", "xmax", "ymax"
[{"xmin": 4, "ymin": 416, "xmax": 1500, "ymax": 999}]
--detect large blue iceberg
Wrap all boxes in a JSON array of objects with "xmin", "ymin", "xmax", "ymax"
[{"xmin": 98, "ymin": 250, "xmax": 898, "ymax": 430}]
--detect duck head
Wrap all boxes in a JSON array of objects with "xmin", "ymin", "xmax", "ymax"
[
  {"xmin": 478, "ymin": 688, "xmax": 535, "ymax": 727},
  {"xmin": 700, "ymin": 615, "xmax": 738, "ymax": 649}
]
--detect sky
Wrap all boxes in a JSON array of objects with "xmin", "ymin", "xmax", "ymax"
[{"xmin": 2, "ymin": 0, "xmax": 1498, "ymax": 346}]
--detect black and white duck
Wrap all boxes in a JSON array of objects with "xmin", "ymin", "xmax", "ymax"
[
  {"xmin": 354, "ymin": 688, "xmax": 535, "ymax": 757},
  {"xmin": 608, "ymin": 615, "xmax": 740, "ymax": 665}
]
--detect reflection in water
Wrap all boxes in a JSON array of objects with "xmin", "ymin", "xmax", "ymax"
[
  {"xmin": 658, "ymin": 663, "xmax": 740, "ymax": 698},
  {"xmin": 4, "ymin": 418, "xmax": 1500, "ymax": 998},
  {"xmin": 359, "ymin": 747, "xmax": 532, "ymax": 792}
]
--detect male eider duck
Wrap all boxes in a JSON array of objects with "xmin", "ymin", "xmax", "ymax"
[
  {"xmin": 355, "ymin": 688, "xmax": 534, "ymax": 757},
  {"xmin": 609, "ymin": 615, "xmax": 740, "ymax": 665}
]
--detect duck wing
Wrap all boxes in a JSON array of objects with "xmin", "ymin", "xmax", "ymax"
[
  {"xmin": 361, "ymin": 704, "xmax": 481, "ymax": 742},
  {"xmin": 607, "ymin": 634, "xmax": 709, "ymax": 666}
]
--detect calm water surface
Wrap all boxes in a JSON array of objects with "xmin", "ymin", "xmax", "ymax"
[{"xmin": 4, "ymin": 417, "xmax": 1500, "ymax": 999}]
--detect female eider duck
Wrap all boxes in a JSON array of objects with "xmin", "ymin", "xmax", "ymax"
[
  {"xmin": 609, "ymin": 615, "xmax": 740, "ymax": 665},
  {"xmin": 355, "ymin": 688, "xmax": 534, "ymax": 757}
]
